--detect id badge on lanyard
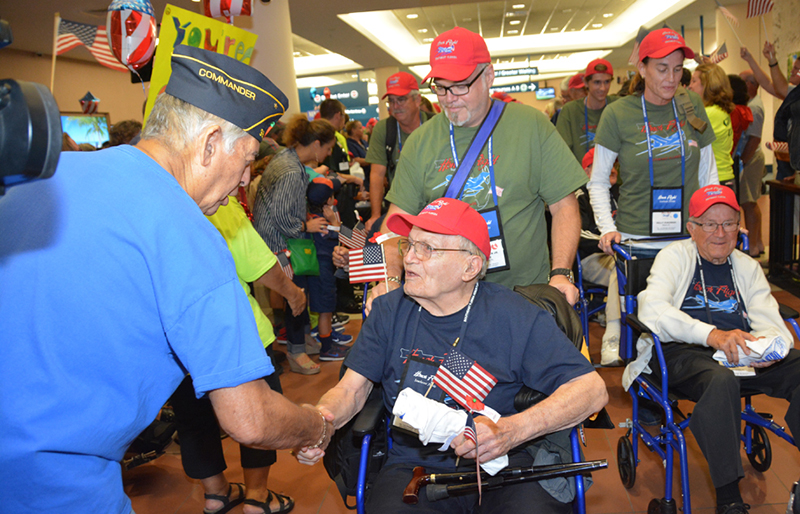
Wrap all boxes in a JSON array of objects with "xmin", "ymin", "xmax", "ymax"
[
  {"xmin": 448, "ymin": 128, "xmax": 511, "ymax": 272},
  {"xmin": 643, "ymin": 95, "xmax": 686, "ymax": 236}
]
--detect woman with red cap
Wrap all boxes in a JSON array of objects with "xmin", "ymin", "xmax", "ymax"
[{"xmin": 589, "ymin": 28, "xmax": 717, "ymax": 261}]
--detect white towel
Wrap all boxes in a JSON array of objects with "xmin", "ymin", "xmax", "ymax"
[
  {"xmin": 712, "ymin": 335, "xmax": 789, "ymax": 368},
  {"xmin": 392, "ymin": 388, "xmax": 509, "ymax": 475}
]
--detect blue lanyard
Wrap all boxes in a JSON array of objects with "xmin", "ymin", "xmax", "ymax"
[
  {"xmin": 641, "ymin": 94, "xmax": 686, "ymax": 188},
  {"xmin": 396, "ymin": 120, "xmax": 403, "ymax": 153},
  {"xmin": 449, "ymin": 123, "xmax": 499, "ymax": 206},
  {"xmin": 584, "ymin": 99, "xmax": 606, "ymax": 149}
]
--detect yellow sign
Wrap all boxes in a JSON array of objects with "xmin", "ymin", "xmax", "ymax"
[{"xmin": 143, "ymin": 4, "xmax": 258, "ymax": 124}]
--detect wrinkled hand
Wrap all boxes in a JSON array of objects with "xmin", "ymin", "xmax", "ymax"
[
  {"xmin": 287, "ymin": 286, "xmax": 307, "ymax": 317},
  {"xmin": 294, "ymin": 405, "xmax": 335, "ymax": 466},
  {"xmin": 599, "ymin": 231, "xmax": 622, "ymax": 255},
  {"xmin": 364, "ymin": 280, "xmax": 401, "ymax": 316},
  {"xmin": 740, "ymin": 46, "xmax": 754, "ymax": 62},
  {"xmin": 450, "ymin": 417, "xmax": 517, "ymax": 464},
  {"xmin": 706, "ymin": 329, "xmax": 756, "ymax": 365},
  {"xmin": 306, "ymin": 217, "xmax": 329, "ymax": 235},
  {"xmin": 549, "ymin": 275, "xmax": 578, "ymax": 306},
  {"xmin": 332, "ymin": 245, "xmax": 349, "ymax": 268}
]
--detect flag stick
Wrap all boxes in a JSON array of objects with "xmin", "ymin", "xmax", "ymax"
[
  {"xmin": 761, "ymin": 16, "xmax": 768, "ymax": 42},
  {"xmin": 50, "ymin": 13, "xmax": 60, "ymax": 93},
  {"xmin": 380, "ymin": 241, "xmax": 389, "ymax": 286}
]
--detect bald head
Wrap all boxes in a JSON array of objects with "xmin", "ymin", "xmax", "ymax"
[{"xmin": 739, "ymin": 70, "xmax": 758, "ymax": 99}]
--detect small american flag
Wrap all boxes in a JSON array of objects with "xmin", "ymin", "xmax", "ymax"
[
  {"xmin": 710, "ymin": 42, "xmax": 728, "ymax": 64},
  {"xmin": 433, "ymin": 350, "xmax": 497, "ymax": 411},
  {"xmin": 277, "ymin": 251, "xmax": 293, "ymax": 279},
  {"xmin": 464, "ymin": 412, "xmax": 484, "ymax": 503},
  {"xmin": 628, "ymin": 26, "xmax": 650, "ymax": 65},
  {"xmin": 80, "ymin": 92, "xmax": 99, "ymax": 114},
  {"xmin": 747, "ymin": 0, "xmax": 773, "ymax": 18},
  {"xmin": 56, "ymin": 18, "xmax": 128, "ymax": 72},
  {"xmin": 339, "ymin": 224, "xmax": 367, "ymax": 249},
  {"xmin": 714, "ymin": 0, "xmax": 739, "ymax": 27},
  {"xmin": 348, "ymin": 244, "xmax": 385, "ymax": 283}
]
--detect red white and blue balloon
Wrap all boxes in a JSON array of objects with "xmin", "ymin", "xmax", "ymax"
[
  {"xmin": 106, "ymin": 0, "xmax": 156, "ymax": 72},
  {"xmin": 204, "ymin": 0, "xmax": 252, "ymax": 20}
]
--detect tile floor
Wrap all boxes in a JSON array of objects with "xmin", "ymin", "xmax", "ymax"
[{"xmin": 125, "ymin": 288, "xmax": 800, "ymax": 514}]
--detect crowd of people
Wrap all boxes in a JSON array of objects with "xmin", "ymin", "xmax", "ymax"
[{"xmin": 1, "ymin": 20, "xmax": 799, "ymax": 514}]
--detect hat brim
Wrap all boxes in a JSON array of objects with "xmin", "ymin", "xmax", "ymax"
[
  {"xmin": 422, "ymin": 63, "xmax": 479, "ymax": 84},
  {"xmin": 641, "ymin": 45, "xmax": 695, "ymax": 61}
]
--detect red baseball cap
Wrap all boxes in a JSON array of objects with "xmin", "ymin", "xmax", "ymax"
[
  {"xmin": 582, "ymin": 148, "xmax": 595, "ymax": 171},
  {"xmin": 568, "ymin": 73, "xmax": 585, "ymax": 90},
  {"xmin": 638, "ymin": 28, "xmax": 695, "ymax": 62},
  {"xmin": 585, "ymin": 59, "xmax": 613, "ymax": 79},
  {"xmin": 423, "ymin": 27, "xmax": 491, "ymax": 83},
  {"xmin": 381, "ymin": 72, "xmax": 420, "ymax": 99},
  {"xmin": 386, "ymin": 198, "xmax": 490, "ymax": 259},
  {"xmin": 689, "ymin": 185, "xmax": 740, "ymax": 218}
]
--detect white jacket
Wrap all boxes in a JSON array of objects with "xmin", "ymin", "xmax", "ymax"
[{"xmin": 622, "ymin": 238, "xmax": 792, "ymax": 389}]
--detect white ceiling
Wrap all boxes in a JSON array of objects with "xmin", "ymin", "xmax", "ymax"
[{"xmin": 1, "ymin": 0, "xmax": 738, "ymax": 84}]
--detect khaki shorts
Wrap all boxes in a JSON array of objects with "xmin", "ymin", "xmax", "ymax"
[{"xmin": 739, "ymin": 150, "xmax": 765, "ymax": 204}]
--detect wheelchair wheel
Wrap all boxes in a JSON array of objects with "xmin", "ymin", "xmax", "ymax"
[
  {"xmin": 746, "ymin": 424, "xmax": 772, "ymax": 472},
  {"xmin": 618, "ymin": 435, "xmax": 636, "ymax": 489}
]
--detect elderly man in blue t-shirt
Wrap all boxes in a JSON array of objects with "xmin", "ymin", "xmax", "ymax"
[{"xmin": 296, "ymin": 198, "xmax": 607, "ymax": 514}]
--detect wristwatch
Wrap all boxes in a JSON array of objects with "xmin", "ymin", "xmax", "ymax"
[{"xmin": 549, "ymin": 268, "xmax": 574, "ymax": 284}]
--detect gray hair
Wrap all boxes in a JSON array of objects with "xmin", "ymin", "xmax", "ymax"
[
  {"xmin": 458, "ymin": 236, "xmax": 489, "ymax": 280},
  {"xmin": 141, "ymin": 93, "xmax": 249, "ymax": 154}
]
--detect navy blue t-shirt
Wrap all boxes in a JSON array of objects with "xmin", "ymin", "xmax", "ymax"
[
  {"xmin": 680, "ymin": 258, "xmax": 748, "ymax": 331},
  {"xmin": 344, "ymin": 282, "xmax": 594, "ymax": 464}
]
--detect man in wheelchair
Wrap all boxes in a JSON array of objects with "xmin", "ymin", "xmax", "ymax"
[
  {"xmin": 296, "ymin": 198, "xmax": 607, "ymax": 513},
  {"xmin": 628, "ymin": 185, "xmax": 800, "ymax": 514}
]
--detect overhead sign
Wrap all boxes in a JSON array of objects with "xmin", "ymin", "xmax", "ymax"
[
  {"xmin": 490, "ymin": 82, "xmax": 538, "ymax": 94},
  {"xmin": 494, "ymin": 67, "xmax": 539, "ymax": 77},
  {"xmin": 298, "ymin": 81, "xmax": 378, "ymax": 123}
]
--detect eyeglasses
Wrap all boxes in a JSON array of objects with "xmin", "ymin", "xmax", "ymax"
[
  {"xmin": 386, "ymin": 95, "xmax": 411, "ymax": 108},
  {"xmin": 398, "ymin": 238, "xmax": 470, "ymax": 261},
  {"xmin": 430, "ymin": 66, "xmax": 487, "ymax": 97},
  {"xmin": 690, "ymin": 220, "xmax": 740, "ymax": 233}
]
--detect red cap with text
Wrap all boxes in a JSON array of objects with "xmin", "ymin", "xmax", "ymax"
[
  {"xmin": 381, "ymin": 72, "xmax": 420, "ymax": 99},
  {"xmin": 689, "ymin": 185, "xmax": 740, "ymax": 217},
  {"xmin": 585, "ymin": 59, "xmax": 614, "ymax": 79},
  {"xmin": 423, "ymin": 27, "xmax": 491, "ymax": 83},
  {"xmin": 387, "ymin": 198, "xmax": 490, "ymax": 259},
  {"xmin": 638, "ymin": 28, "xmax": 695, "ymax": 62}
]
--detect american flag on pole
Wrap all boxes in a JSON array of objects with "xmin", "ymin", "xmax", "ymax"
[
  {"xmin": 628, "ymin": 26, "xmax": 650, "ymax": 65},
  {"xmin": 276, "ymin": 251, "xmax": 293, "ymax": 280},
  {"xmin": 56, "ymin": 18, "xmax": 128, "ymax": 72},
  {"xmin": 714, "ymin": 0, "xmax": 740, "ymax": 27},
  {"xmin": 463, "ymin": 412, "xmax": 484, "ymax": 503},
  {"xmin": 339, "ymin": 223, "xmax": 367, "ymax": 249},
  {"xmin": 710, "ymin": 42, "xmax": 729, "ymax": 64},
  {"xmin": 433, "ymin": 350, "xmax": 497, "ymax": 411},
  {"xmin": 80, "ymin": 91, "xmax": 99, "ymax": 114},
  {"xmin": 348, "ymin": 244, "xmax": 385, "ymax": 283},
  {"xmin": 747, "ymin": 0, "xmax": 773, "ymax": 18}
]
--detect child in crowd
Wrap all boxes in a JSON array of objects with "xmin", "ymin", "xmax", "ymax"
[{"xmin": 306, "ymin": 177, "xmax": 352, "ymax": 361}]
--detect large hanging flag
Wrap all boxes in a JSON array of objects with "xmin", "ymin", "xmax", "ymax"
[
  {"xmin": 747, "ymin": 0, "xmax": 774, "ymax": 18},
  {"xmin": 710, "ymin": 42, "xmax": 729, "ymax": 64},
  {"xmin": 627, "ymin": 27, "xmax": 650, "ymax": 65},
  {"xmin": 433, "ymin": 350, "xmax": 497, "ymax": 412},
  {"xmin": 348, "ymin": 244, "xmax": 385, "ymax": 283},
  {"xmin": 56, "ymin": 18, "xmax": 128, "ymax": 72}
]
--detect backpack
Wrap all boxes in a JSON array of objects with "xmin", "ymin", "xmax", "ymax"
[{"xmin": 323, "ymin": 372, "xmax": 389, "ymax": 508}]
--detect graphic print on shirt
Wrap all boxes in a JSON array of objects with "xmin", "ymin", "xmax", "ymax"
[
  {"xmin": 431, "ymin": 152, "xmax": 500, "ymax": 210},
  {"xmin": 682, "ymin": 280, "xmax": 739, "ymax": 313},
  {"xmin": 635, "ymin": 120, "xmax": 697, "ymax": 159}
]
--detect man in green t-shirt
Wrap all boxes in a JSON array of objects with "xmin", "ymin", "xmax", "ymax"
[
  {"xmin": 557, "ymin": 59, "xmax": 617, "ymax": 163},
  {"xmin": 365, "ymin": 72, "xmax": 435, "ymax": 231},
  {"xmin": 362, "ymin": 27, "xmax": 586, "ymax": 309}
]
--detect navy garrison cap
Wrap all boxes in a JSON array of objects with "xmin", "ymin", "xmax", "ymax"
[{"xmin": 165, "ymin": 45, "xmax": 288, "ymax": 142}]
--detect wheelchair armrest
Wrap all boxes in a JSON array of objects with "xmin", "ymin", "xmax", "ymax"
[
  {"xmin": 513, "ymin": 386, "xmax": 547, "ymax": 412},
  {"xmin": 625, "ymin": 314, "xmax": 653, "ymax": 338},
  {"xmin": 780, "ymin": 303, "xmax": 800, "ymax": 320},
  {"xmin": 352, "ymin": 395, "xmax": 385, "ymax": 438}
]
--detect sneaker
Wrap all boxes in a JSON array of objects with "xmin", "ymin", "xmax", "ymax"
[
  {"xmin": 319, "ymin": 343, "xmax": 349, "ymax": 361},
  {"xmin": 310, "ymin": 325, "xmax": 344, "ymax": 338},
  {"xmin": 332, "ymin": 312, "xmax": 350, "ymax": 328},
  {"xmin": 331, "ymin": 331, "xmax": 353, "ymax": 345},
  {"xmin": 275, "ymin": 326, "xmax": 287, "ymax": 345},
  {"xmin": 337, "ymin": 299, "xmax": 362, "ymax": 314},
  {"xmin": 716, "ymin": 503, "xmax": 750, "ymax": 514},
  {"xmin": 600, "ymin": 336, "xmax": 623, "ymax": 367}
]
